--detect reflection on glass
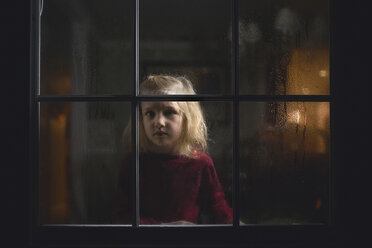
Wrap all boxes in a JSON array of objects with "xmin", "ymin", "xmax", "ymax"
[
  {"xmin": 39, "ymin": 102, "xmax": 130, "ymax": 224},
  {"xmin": 239, "ymin": 102, "xmax": 329, "ymax": 224},
  {"xmin": 140, "ymin": 0, "xmax": 231, "ymax": 94},
  {"xmin": 40, "ymin": 0, "xmax": 132, "ymax": 94},
  {"xmin": 239, "ymin": 0, "xmax": 329, "ymax": 94}
]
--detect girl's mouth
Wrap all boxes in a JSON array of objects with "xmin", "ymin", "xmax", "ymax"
[{"xmin": 154, "ymin": 131, "xmax": 167, "ymax": 136}]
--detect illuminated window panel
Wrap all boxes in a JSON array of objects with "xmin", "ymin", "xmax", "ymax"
[{"xmin": 239, "ymin": 102, "xmax": 330, "ymax": 224}]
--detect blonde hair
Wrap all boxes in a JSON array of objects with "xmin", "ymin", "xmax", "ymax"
[{"xmin": 122, "ymin": 75, "xmax": 208, "ymax": 157}]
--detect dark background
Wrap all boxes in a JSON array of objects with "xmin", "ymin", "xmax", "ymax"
[{"xmin": 2, "ymin": 0, "xmax": 371, "ymax": 247}]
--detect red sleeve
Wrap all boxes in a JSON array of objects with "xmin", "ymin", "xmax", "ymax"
[{"xmin": 199, "ymin": 156, "xmax": 233, "ymax": 224}]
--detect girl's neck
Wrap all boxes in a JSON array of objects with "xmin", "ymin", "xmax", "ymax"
[
  {"xmin": 144, "ymin": 148, "xmax": 200, "ymax": 159},
  {"xmin": 141, "ymin": 152, "xmax": 184, "ymax": 160},
  {"xmin": 148, "ymin": 143, "xmax": 180, "ymax": 155}
]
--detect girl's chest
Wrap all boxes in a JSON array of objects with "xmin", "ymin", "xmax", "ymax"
[{"xmin": 139, "ymin": 163, "xmax": 203, "ymax": 194}]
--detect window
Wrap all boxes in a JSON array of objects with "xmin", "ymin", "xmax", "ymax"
[{"xmin": 31, "ymin": 0, "xmax": 334, "ymax": 245}]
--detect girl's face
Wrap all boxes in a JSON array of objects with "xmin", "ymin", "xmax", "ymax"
[{"xmin": 141, "ymin": 101, "xmax": 184, "ymax": 154}]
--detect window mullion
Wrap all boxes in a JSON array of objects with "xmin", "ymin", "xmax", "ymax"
[
  {"xmin": 232, "ymin": 0, "xmax": 240, "ymax": 227},
  {"xmin": 31, "ymin": 0, "xmax": 42, "ymax": 228},
  {"xmin": 131, "ymin": 0, "xmax": 140, "ymax": 228},
  {"xmin": 131, "ymin": 102, "xmax": 139, "ymax": 227}
]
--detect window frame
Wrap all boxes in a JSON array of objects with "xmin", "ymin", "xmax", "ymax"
[{"xmin": 29, "ymin": 0, "xmax": 337, "ymax": 246}]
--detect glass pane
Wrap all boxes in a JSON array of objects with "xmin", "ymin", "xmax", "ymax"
[
  {"xmin": 239, "ymin": 0, "xmax": 329, "ymax": 95},
  {"xmin": 140, "ymin": 0, "xmax": 232, "ymax": 94},
  {"xmin": 135, "ymin": 101, "xmax": 233, "ymax": 225},
  {"xmin": 239, "ymin": 102, "xmax": 330, "ymax": 224},
  {"xmin": 39, "ymin": 102, "xmax": 131, "ymax": 224},
  {"xmin": 40, "ymin": 0, "xmax": 132, "ymax": 95}
]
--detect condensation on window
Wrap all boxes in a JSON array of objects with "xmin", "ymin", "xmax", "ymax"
[
  {"xmin": 239, "ymin": 102, "xmax": 330, "ymax": 224},
  {"xmin": 239, "ymin": 0, "xmax": 329, "ymax": 95}
]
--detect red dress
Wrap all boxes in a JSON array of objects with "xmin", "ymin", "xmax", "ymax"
[{"xmin": 114, "ymin": 151, "xmax": 232, "ymax": 224}]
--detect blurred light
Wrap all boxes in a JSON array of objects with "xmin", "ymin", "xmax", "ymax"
[
  {"xmin": 315, "ymin": 198, "xmax": 322, "ymax": 209},
  {"xmin": 287, "ymin": 49, "xmax": 330, "ymax": 95},
  {"xmin": 302, "ymin": 88, "xmax": 310, "ymax": 94},
  {"xmin": 295, "ymin": 110, "xmax": 300, "ymax": 124},
  {"xmin": 288, "ymin": 109, "xmax": 302, "ymax": 124},
  {"xmin": 58, "ymin": 113, "xmax": 67, "ymax": 122},
  {"xmin": 315, "ymin": 134, "xmax": 327, "ymax": 154},
  {"xmin": 316, "ymin": 102, "xmax": 329, "ymax": 130},
  {"xmin": 318, "ymin": 70, "xmax": 327, "ymax": 78},
  {"xmin": 238, "ymin": 21, "xmax": 262, "ymax": 53},
  {"xmin": 245, "ymin": 22, "xmax": 261, "ymax": 44},
  {"xmin": 51, "ymin": 76, "xmax": 71, "ymax": 94},
  {"xmin": 49, "ymin": 113, "xmax": 69, "ymax": 223},
  {"xmin": 274, "ymin": 8, "xmax": 300, "ymax": 36}
]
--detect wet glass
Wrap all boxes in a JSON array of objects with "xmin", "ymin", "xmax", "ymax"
[
  {"xmin": 138, "ymin": 101, "xmax": 233, "ymax": 225},
  {"xmin": 40, "ymin": 0, "xmax": 132, "ymax": 95},
  {"xmin": 39, "ymin": 102, "xmax": 131, "ymax": 224},
  {"xmin": 239, "ymin": 102, "xmax": 330, "ymax": 224},
  {"xmin": 140, "ymin": 0, "xmax": 232, "ymax": 95},
  {"xmin": 239, "ymin": 0, "xmax": 329, "ymax": 95}
]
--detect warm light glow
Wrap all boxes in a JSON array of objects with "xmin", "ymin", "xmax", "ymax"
[
  {"xmin": 315, "ymin": 134, "xmax": 327, "ymax": 154},
  {"xmin": 301, "ymin": 87, "xmax": 310, "ymax": 94},
  {"xmin": 295, "ymin": 110, "xmax": 300, "ymax": 124},
  {"xmin": 49, "ymin": 114, "xmax": 70, "ymax": 222},
  {"xmin": 318, "ymin": 70, "xmax": 327, "ymax": 78},
  {"xmin": 316, "ymin": 102, "xmax": 329, "ymax": 130},
  {"xmin": 57, "ymin": 114, "xmax": 66, "ymax": 122},
  {"xmin": 315, "ymin": 198, "xmax": 322, "ymax": 209},
  {"xmin": 288, "ymin": 108, "xmax": 302, "ymax": 125},
  {"xmin": 287, "ymin": 49, "xmax": 329, "ymax": 94},
  {"xmin": 51, "ymin": 76, "xmax": 71, "ymax": 94}
]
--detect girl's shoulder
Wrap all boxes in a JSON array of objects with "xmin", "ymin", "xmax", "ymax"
[{"xmin": 191, "ymin": 150, "xmax": 214, "ymax": 167}]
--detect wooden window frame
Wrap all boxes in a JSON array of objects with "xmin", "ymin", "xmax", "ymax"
[{"xmin": 29, "ymin": 0, "xmax": 339, "ymax": 246}]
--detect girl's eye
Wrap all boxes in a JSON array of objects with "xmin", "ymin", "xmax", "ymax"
[
  {"xmin": 145, "ymin": 111, "xmax": 155, "ymax": 118},
  {"xmin": 164, "ymin": 109, "xmax": 177, "ymax": 116}
]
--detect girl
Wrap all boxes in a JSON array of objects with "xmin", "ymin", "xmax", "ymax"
[{"xmin": 114, "ymin": 75, "xmax": 232, "ymax": 225}]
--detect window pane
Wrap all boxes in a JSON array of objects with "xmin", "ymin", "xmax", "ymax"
[
  {"xmin": 239, "ymin": 102, "xmax": 330, "ymax": 224},
  {"xmin": 40, "ymin": 0, "xmax": 132, "ymax": 95},
  {"xmin": 239, "ymin": 0, "xmax": 329, "ymax": 95},
  {"xmin": 39, "ymin": 102, "xmax": 130, "ymax": 224},
  {"xmin": 135, "ymin": 101, "xmax": 233, "ymax": 225},
  {"xmin": 140, "ymin": 0, "xmax": 232, "ymax": 94}
]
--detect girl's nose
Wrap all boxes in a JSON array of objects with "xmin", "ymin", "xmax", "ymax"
[{"xmin": 155, "ymin": 114, "xmax": 165, "ymax": 128}]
